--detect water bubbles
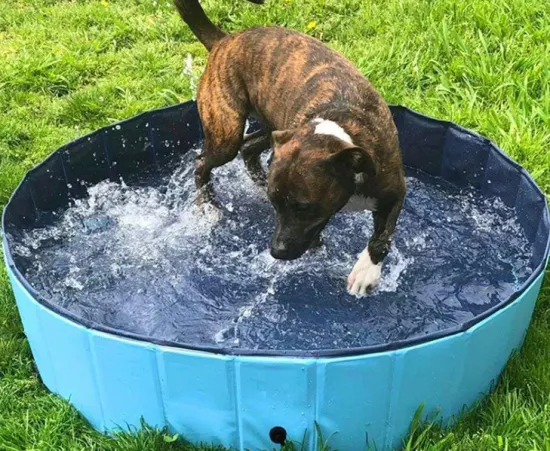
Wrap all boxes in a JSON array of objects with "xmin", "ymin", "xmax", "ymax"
[
  {"xmin": 64, "ymin": 276, "xmax": 84, "ymax": 291},
  {"xmin": 110, "ymin": 263, "xmax": 123, "ymax": 277},
  {"xmin": 240, "ymin": 306, "xmax": 253, "ymax": 318},
  {"xmin": 115, "ymin": 125, "xmax": 121, "ymax": 130},
  {"xmin": 378, "ymin": 248, "xmax": 413, "ymax": 293}
]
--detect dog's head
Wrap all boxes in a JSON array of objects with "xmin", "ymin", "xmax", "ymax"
[{"xmin": 267, "ymin": 122, "xmax": 377, "ymax": 260}]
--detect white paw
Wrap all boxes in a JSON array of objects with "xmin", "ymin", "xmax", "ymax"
[{"xmin": 347, "ymin": 251, "xmax": 382, "ymax": 297}]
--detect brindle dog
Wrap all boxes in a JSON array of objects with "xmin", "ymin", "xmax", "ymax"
[{"xmin": 174, "ymin": 0, "xmax": 406, "ymax": 296}]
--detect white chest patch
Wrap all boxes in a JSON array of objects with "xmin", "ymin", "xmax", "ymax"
[
  {"xmin": 344, "ymin": 195, "xmax": 378, "ymax": 212},
  {"xmin": 313, "ymin": 118, "xmax": 353, "ymax": 144}
]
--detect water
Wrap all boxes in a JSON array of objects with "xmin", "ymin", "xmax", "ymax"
[
  {"xmin": 183, "ymin": 54, "xmax": 199, "ymax": 99},
  {"xmin": 7, "ymin": 148, "xmax": 533, "ymax": 352}
]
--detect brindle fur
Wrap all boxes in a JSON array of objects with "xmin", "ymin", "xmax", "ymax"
[{"xmin": 174, "ymin": 0, "xmax": 406, "ymax": 293}]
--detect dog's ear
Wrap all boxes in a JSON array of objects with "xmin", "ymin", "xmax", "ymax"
[
  {"xmin": 272, "ymin": 129, "xmax": 297, "ymax": 147},
  {"xmin": 329, "ymin": 143, "xmax": 378, "ymax": 178}
]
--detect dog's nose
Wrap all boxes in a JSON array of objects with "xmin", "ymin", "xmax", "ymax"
[{"xmin": 270, "ymin": 242, "xmax": 297, "ymax": 260}]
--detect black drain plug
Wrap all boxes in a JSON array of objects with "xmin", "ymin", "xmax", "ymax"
[{"xmin": 269, "ymin": 426, "xmax": 287, "ymax": 445}]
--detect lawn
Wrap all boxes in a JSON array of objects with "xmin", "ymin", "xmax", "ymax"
[{"xmin": 0, "ymin": 0, "xmax": 549, "ymax": 449}]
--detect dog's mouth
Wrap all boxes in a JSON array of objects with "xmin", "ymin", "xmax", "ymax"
[
  {"xmin": 270, "ymin": 239, "xmax": 308, "ymax": 260},
  {"xmin": 270, "ymin": 248, "xmax": 303, "ymax": 261}
]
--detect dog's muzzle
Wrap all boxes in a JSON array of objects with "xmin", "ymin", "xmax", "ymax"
[{"xmin": 270, "ymin": 240, "xmax": 305, "ymax": 260}]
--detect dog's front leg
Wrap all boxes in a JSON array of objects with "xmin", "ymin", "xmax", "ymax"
[
  {"xmin": 347, "ymin": 199, "xmax": 403, "ymax": 296},
  {"xmin": 241, "ymin": 129, "xmax": 271, "ymax": 187}
]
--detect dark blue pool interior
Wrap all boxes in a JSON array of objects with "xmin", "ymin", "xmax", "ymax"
[{"xmin": 3, "ymin": 102, "xmax": 549, "ymax": 355}]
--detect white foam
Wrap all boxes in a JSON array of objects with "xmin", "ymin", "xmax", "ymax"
[{"xmin": 378, "ymin": 248, "xmax": 414, "ymax": 293}]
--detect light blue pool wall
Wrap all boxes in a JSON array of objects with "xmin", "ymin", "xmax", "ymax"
[{"xmin": 7, "ymin": 259, "xmax": 545, "ymax": 451}]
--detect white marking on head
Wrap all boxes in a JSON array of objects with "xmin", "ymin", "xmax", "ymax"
[{"xmin": 313, "ymin": 119, "xmax": 353, "ymax": 144}]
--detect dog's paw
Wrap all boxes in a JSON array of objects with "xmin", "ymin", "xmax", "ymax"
[{"xmin": 347, "ymin": 251, "xmax": 381, "ymax": 297}]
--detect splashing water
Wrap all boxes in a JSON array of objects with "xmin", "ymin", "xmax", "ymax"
[
  {"xmin": 183, "ymin": 53, "xmax": 199, "ymax": 99},
  {"xmin": 8, "ymin": 148, "xmax": 533, "ymax": 351}
]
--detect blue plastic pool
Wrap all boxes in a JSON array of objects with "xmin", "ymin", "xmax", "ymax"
[{"xmin": 2, "ymin": 101, "xmax": 549, "ymax": 450}]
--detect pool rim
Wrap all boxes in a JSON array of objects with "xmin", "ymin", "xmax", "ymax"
[{"xmin": 2, "ymin": 101, "xmax": 549, "ymax": 358}]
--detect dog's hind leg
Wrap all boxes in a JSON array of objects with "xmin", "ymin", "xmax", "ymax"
[
  {"xmin": 241, "ymin": 129, "xmax": 271, "ymax": 187},
  {"xmin": 194, "ymin": 41, "xmax": 252, "ymax": 206},
  {"xmin": 195, "ymin": 104, "xmax": 246, "ymax": 206}
]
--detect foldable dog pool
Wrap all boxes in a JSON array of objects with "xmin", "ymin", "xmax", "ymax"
[{"xmin": 3, "ymin": 101, "xmax": 549, "ymax": 450}]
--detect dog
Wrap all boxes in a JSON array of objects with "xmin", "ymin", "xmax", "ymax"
[{"xmin": 174, "ymin": 0, "xmax": 406, "ymax": 296}]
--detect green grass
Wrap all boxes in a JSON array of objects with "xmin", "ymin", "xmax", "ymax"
[{"xmin": 0, "ymin": 0, "xmax": 549, "ymax": 449}]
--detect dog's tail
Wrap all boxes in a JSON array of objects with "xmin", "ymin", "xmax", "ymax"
[{"xmin": 174, "ymin": 0, "xmax": 264, "ymax": 51}]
